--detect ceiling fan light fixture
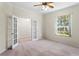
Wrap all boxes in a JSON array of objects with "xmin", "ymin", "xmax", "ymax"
[
  {"xmin": 41, "ymin": 5, "xmax": 49, "ymax": 11},
  {"xmin": 34, "ymin": 2, "xmax": 54, "ymax": 11}
]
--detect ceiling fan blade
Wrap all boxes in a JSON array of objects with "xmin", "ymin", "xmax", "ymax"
[
  {"xmin": 47, "ymin": 2, "xmax": 53, "ymax": 3},
  {"xmin": 47, "ymin": 2, "xmax": 53, "ymax": 5},
  {"xmin": 48, "ymin": 5, "xmax": 54, "ymax": 8},
  {"xmin": 34, "ymin": 4, "xmax": 42, "ymax": 6}
]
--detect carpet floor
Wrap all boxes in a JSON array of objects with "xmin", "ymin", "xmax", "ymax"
[{"xmin": 0, "ymin": 39, "xmax": 79, "ymax": 56}]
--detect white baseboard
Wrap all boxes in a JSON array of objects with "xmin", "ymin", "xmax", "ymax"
[{"xmin": 0, "ymin": 49, "xmax": 6, "ymax": 54}]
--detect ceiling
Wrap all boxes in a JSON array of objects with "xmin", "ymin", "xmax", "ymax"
[{"xmin": 11, "ymin": 2, "xmax": 78, "ymax": 14}]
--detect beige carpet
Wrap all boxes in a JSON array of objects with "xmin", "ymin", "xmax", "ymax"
[{"xmin": 1, "ymin": 39, "xmax": 79, "ymax": 56}]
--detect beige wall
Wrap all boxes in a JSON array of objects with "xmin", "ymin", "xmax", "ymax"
[
  {"xmin": 0, "ymin": 3, "xmax": 43, "ymax": 53},
  {"xmin": 43, "ymin": 4, "xmax": 79, "ymax": 48},
  {"xmin": 0, "ymin": 3, "xmax": 7, "ymax": 53}
]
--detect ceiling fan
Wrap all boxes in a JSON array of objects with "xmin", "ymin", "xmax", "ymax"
[{"xmin": 34, "ymin": 2, "xmax": 54, "ymax": 10}]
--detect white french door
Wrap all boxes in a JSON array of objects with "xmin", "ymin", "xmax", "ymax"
[
  {"xmin": 32, "ymin": 20, "xmax": 38, "ymax": 41},
  {"xmin": 7, "ymin": 16, "xmax": 18, "ymax": 49}
]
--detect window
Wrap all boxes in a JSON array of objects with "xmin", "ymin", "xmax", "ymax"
[{"xmin": 56, "ymin": 14, "xmax": 71, "ymax": 37}]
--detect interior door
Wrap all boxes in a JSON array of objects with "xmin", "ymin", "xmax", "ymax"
[
  {"xmin": 32, "ymin": 20, "xmax": 38, "ymax": 41},
  {"xmin": 12, "ymin": 17, "xmax": 18, "ymax": 48},
  {"xmin": 7, "ymin": 16, "xmax": 18, "ymax": 49}
]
